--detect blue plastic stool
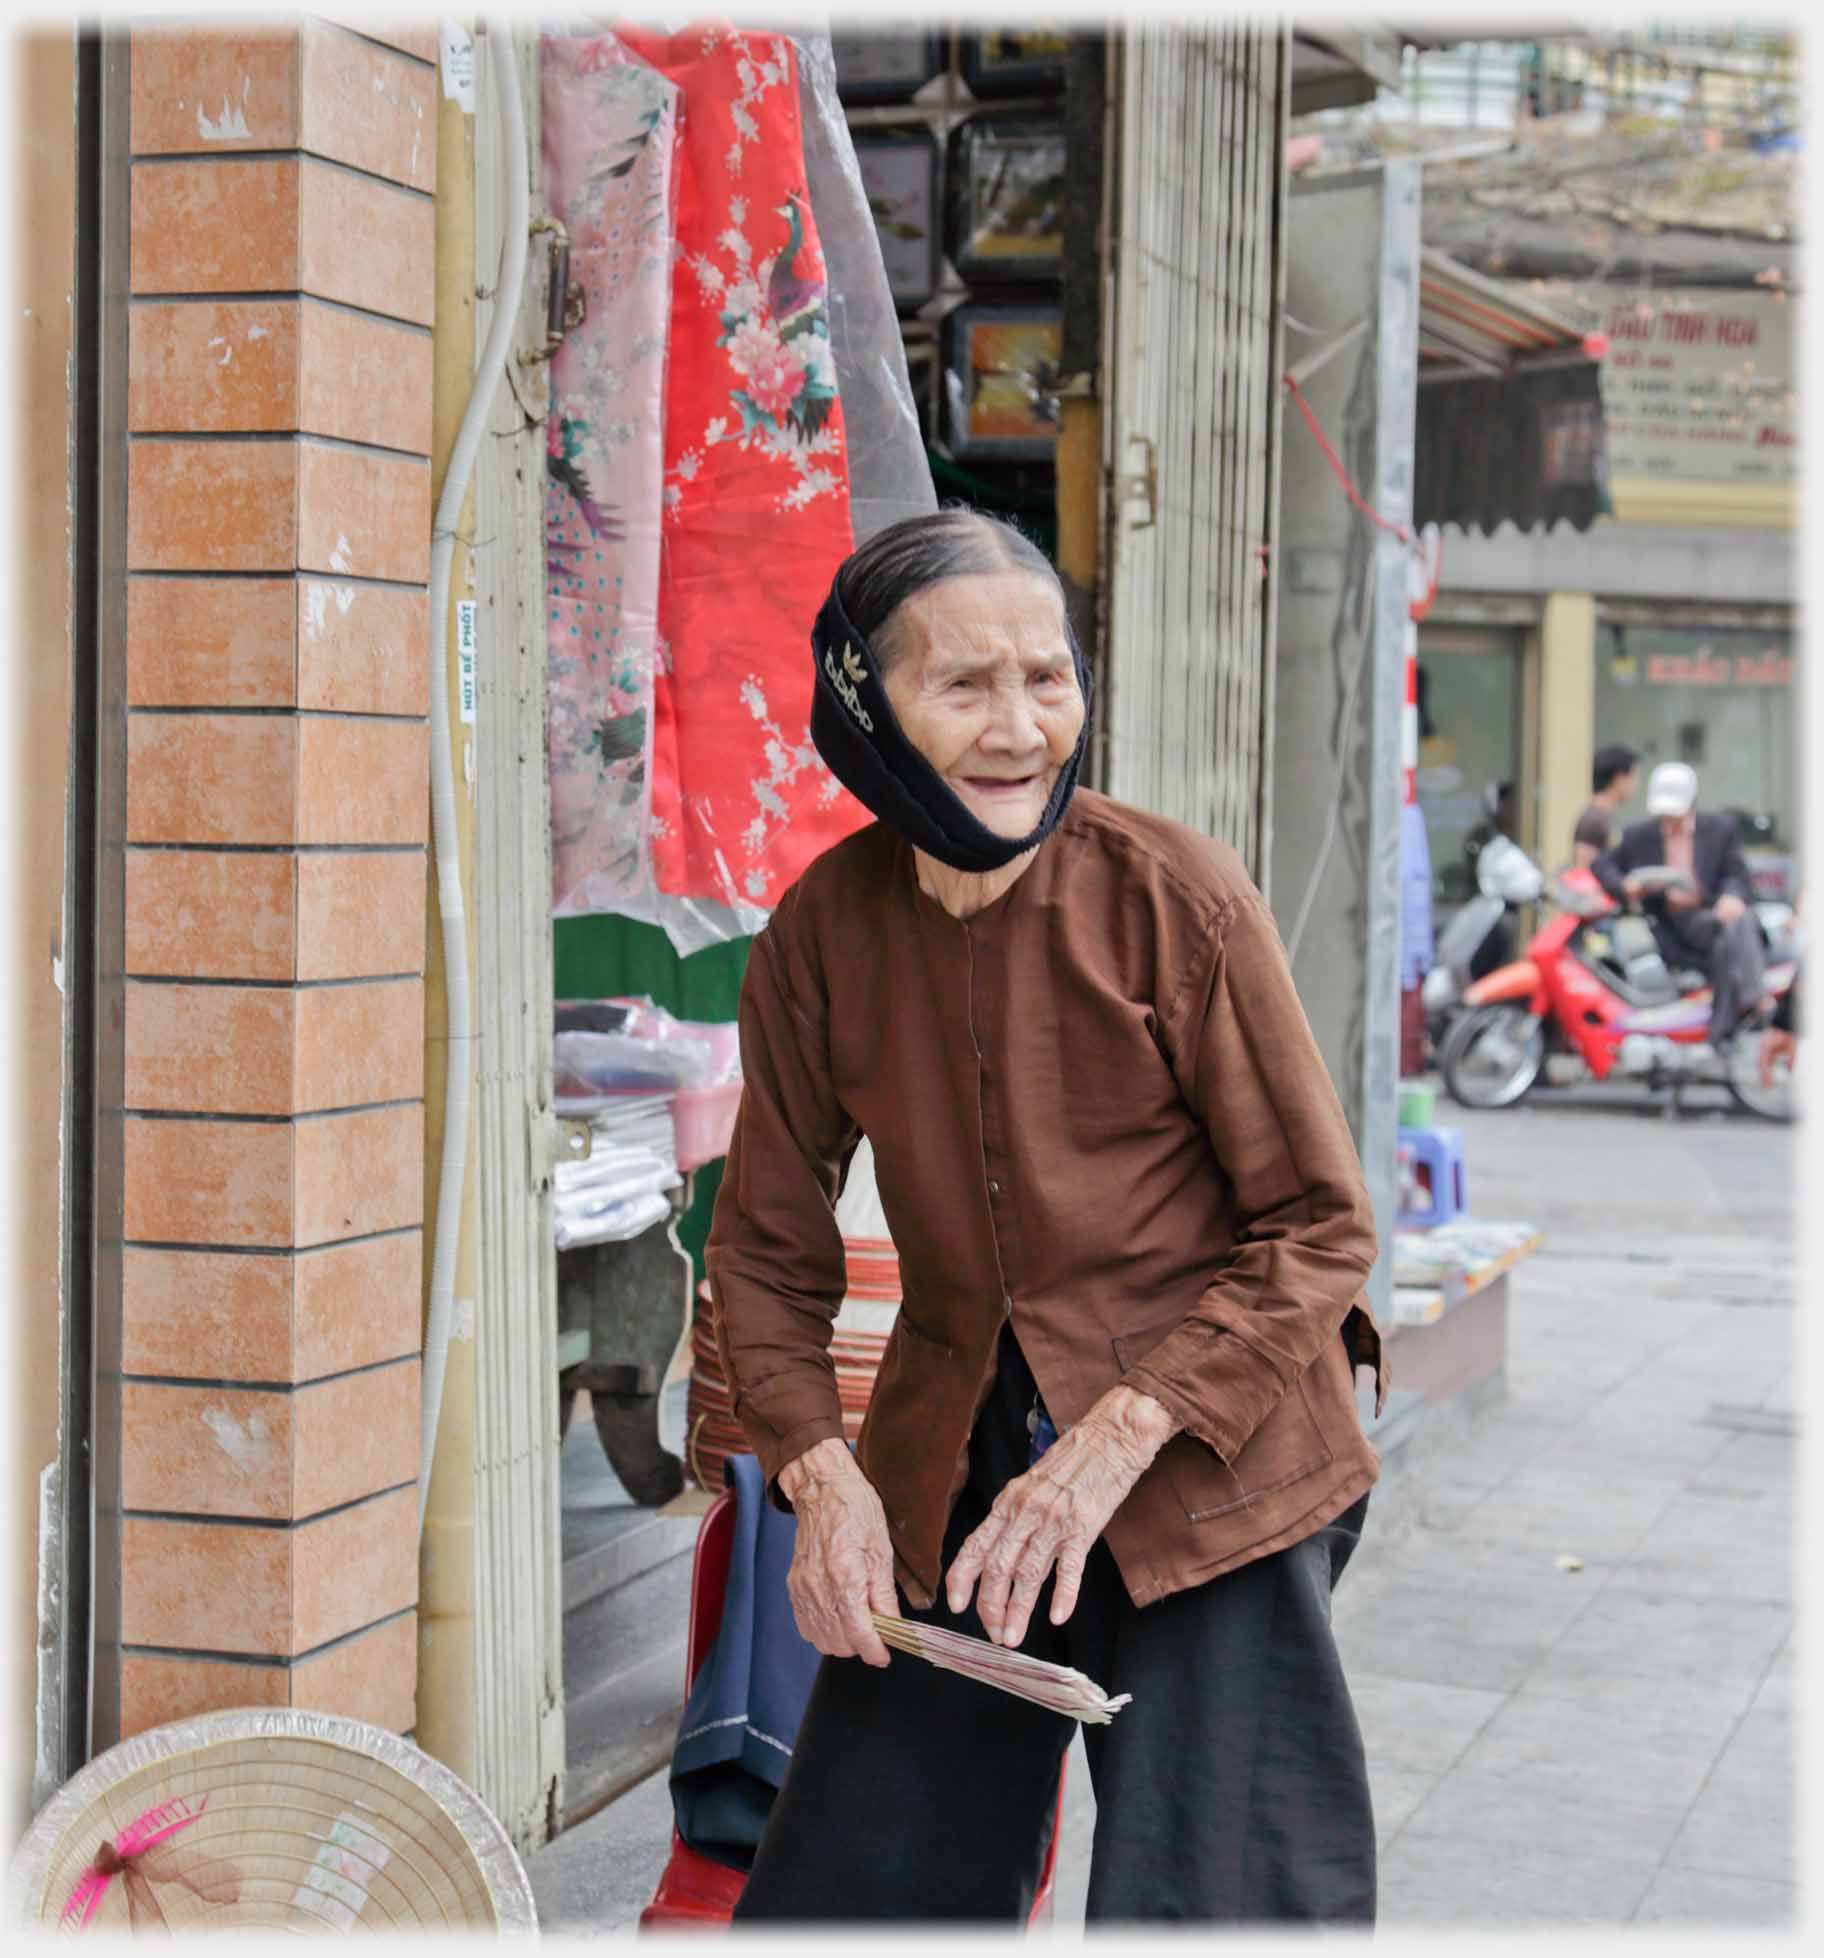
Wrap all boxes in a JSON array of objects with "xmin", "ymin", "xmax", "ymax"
[{"xmin": 1396, "ymin": 1125, "xmax": 1467, "ymax": 1229}]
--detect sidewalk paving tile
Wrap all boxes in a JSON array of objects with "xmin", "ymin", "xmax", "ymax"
[
  {"xmin": 1632, "ymin": 1866, "xmax": 1797, "ymax": 1927},
  {"xmin": 1398, "ymin": 1764, "xmax": 1686, "ymax": 1871},
  {"xmin": 527, "ymin": 1763, "xmax": 672, "ymax": 1934},
  {"xmin": 1747, "ymin": 1643, "xmax": 1795, "ymax": 1718},
  {"xmin": 1367, "ymin": 1763, "xmax": 1439, "ymax": 1846},
  {"xmin": 1506, "ymin": 1662, "xmax": 1758, "ymax": 1737},
  {"xmin": 1689, "ymin": 1432, "xmax": 1800, "ymax": 1486},
  {"xmin": 1545, "ymin": 1414, "xmax": 1743, "ymax": 1474},
  {"xmin": 1665, "ymin": 1712, "xmax": 1795, "ymax": 1889},
  {"xmin": 1514, "ymin": 1363, "xmax": 1655, "ymax": 1398},
  {"xmin": 1366, "ymin": 1533, "xmax": 1635, "ymax": 1589},
  {"xmin": 1609, "ymin": 1539, "xmax": 1791, "ymax": 1607},
  {"xmin": 1473, "ymin": 1456, "xmax": 1691, "ymax": 1509},
  {"xmin": 1626, "ymin": 1350, "xmax": 1792, "ymax": 1404},
  {"xmin": 1423, "ymin": 1496, "xmax": 1667, "ymax": 1564},
  {"xmin": 1335, "ymin": 1581, "xmax": 1591, "ymax": 1695},
  {"xmin": 1435, "ymin": 1674, "xmax": 1747, "ymax": 1814},
  {"xmin": 1346, "ymin": 1669, "xmax": 1508, "ymax": 1775},
  {"xmin": 1377, "ymin": 1830, "xmax": 1656, "ymax": 1926},
  {"xmin": 1537, "ymin": 1584, "xmax": 1791, "ymax": 1694}
]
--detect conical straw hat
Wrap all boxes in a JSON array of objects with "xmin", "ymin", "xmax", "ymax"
[{"xmin": 7, "ymin": 1708, "xmax": 537, "ymax": 1935}]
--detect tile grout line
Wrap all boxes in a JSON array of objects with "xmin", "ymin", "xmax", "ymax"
[
  {"xmin": 131, "ymin": 146, "xmax": 434, "ymax": 202},
  {"xmin": 1622, "ymin": 1627, "xmax": 1793, "ymax": 1923},
  {"xmin": 118, "ymin": 1604, "xmax": 419, "ymax": 1671}
]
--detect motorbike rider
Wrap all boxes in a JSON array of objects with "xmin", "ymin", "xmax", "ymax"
[
  {"xmin": 1591, "ymin": 761, "xmax": 1767, "ymax": 1051},
  {"xmin": 1572, "ymin": 744, "xmax": 1640, "ymax": 868}
]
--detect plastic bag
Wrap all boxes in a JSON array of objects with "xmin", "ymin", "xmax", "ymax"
[
  {"xmin": 554, "ymin": 996, "xmax": 740, "ymax": 1100},
  {"xmin": 552, "ymin": 1088, "xmax": 681, "ymax": 1250}
]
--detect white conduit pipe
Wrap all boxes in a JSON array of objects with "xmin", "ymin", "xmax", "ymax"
[{"xmin": 420, "ymin": 19, "xmax": 530, "ymax": 1533}]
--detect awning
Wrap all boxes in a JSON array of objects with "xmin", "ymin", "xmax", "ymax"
[
  {"xmin": 1414, "ymin": 247, "xmax": 1613, "ymax": 535},
  {"xmin": 1417, "ymin": 247, "xmax": 1601, "ymax": 380}
]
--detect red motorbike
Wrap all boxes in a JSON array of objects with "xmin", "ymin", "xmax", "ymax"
[{"xmin": 1439, "ymin": 866, "xmax": 1799, "ymax": 1122}]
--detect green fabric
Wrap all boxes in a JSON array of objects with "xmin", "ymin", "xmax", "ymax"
[
  {"xmin": 553, "ymin": 913, "xmax": 751, "ymax": 1291},
  {"xmin": 554, "ymin": 913, "xmax": 751, "ymax": 1021},
  {"xmin": 676, "ymin": 1156, "xmax": 726, "ymax": 1297}
]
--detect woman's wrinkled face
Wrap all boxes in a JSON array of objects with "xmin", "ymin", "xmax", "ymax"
[{"xmin": 879, "ymin": 571, "xmax": 1085, "ymax": 841}]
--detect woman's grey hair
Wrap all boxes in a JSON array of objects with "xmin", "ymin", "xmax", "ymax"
[{"xmin": 836, "ymin": 507, "xmax": 1064, "ymax": 671}]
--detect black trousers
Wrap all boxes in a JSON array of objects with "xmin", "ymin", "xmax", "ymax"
[
  {"xmin": 1655, "ymin": 906, "xmax": 1766, "ymax": 1045},
  {"xmin": 733, "ymin": 1328, "xmax": 1376, "ymax": 1925}
]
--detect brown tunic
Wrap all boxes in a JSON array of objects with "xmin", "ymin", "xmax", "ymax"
[{"xmin": 706, "ymin": 790, "xmax": 1388, "ymax": 1610}]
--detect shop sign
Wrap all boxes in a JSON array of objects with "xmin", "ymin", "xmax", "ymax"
[
  {"xmin": 1576, "ymin": 287, "xmax": 1796, "ymax": 486},
  {"xmin": 1612, "ymin": 643, "xmax": 1794, "ymax": 688}
]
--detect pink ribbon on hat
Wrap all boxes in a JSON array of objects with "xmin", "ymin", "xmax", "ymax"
[{"xmin": 58, "ymin": 1795, "xmax": 209, "ymax": 1931}]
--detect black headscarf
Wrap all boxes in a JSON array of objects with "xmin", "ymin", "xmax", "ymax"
[{"xmin": 807, "ymin": 573, "xmax": 1095, "ymax": 874}]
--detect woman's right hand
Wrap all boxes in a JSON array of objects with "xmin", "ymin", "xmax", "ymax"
[{"xmin": 777, "ymin": 1439, "xmax": 897, "ymax": 1667}]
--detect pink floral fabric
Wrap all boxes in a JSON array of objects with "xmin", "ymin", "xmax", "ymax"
[{"xmin": 541, "ymin": 35, "xmax": 678, "ymax": 916}]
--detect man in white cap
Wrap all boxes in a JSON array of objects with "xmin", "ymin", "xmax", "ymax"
[{"xmin": 1592, "ymin": 761, "xmax": 1767, "ymax": 1047}]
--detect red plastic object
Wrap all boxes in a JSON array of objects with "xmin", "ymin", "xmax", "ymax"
[
  {"xmin": 671, "ymin": 1080, "xmax": 742, "ymax": 1172},
  {"xmin": 639, "ymin": 1489, "xmax": 1066, "ymax": 1929}
]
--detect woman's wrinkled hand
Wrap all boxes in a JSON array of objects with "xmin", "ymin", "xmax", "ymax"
[
  {"xmin": 944, "ymin": 1386, "xmax": 1178, "ymax": 1648},
  {"xmin": 778, "ymin": 1438, "xmax": 897, "ymax": 1667}
]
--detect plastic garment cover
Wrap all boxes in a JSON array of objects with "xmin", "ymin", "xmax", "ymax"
[
  {"xmin": 541, "ymin": 33, "xmax": 678, "ymax": 923},
  {"xmin": 791, "ymin": 30, "xmax": 937, "ymax": 544},
  {"xmin": 552, "ymin": 1093, "xmax": 680, "ymax": 1250},
  {"xmin": 539, "ymin": 25, "xmax": 931, "ymax": 952}
]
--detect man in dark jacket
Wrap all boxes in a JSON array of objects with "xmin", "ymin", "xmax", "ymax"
[{"xmin": 1592, "ymin": 761, "xmax": 1766, "ymax": 1048}]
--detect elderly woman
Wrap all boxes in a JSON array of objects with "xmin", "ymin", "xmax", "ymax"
[{"xmin": 705, "ymin": 509, "xmax": 1386, "ymax": 1924}]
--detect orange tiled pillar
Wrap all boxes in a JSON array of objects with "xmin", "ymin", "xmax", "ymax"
[{"xmin": 115, "ymin": 18, "xmax": 439, "ymax": 1739}]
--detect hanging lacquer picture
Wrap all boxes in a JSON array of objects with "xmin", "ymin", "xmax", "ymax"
[
  {"xmin": 831, "ymin": 30, "xmax": 944, "ymax": 104},
  {"xmin": 947, "ymin": 116, "xmax": 1066, "ymax": 284},
  {"xmin": 943, "ymin": 303, "xmax": 1063, "ymax": 460},
  {"xmin": 852, "ymin": 128, "xmax": 941, "ymax": 314},
  {"xmin": 961, "ymin": 28, "xmax": 1070, "ymax": 98}
]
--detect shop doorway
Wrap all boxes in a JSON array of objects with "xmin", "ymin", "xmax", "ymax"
[{"xmin": 1415, "ymin": 627, "xmax": 1528, "ymax": 935}]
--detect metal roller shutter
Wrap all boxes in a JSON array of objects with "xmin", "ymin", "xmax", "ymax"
[{"xmin": 1101, "ymin": 24, "xmax": 1290, "ymax": 886}]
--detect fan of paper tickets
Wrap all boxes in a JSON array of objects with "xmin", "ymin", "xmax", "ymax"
[
  {"xmin": 870, "ymin": 1615, "xmax": 1132, "ymax": 1725},
  {"xmin": 687, "ymin": 1138, "xmax": 900, "ymax": 1492}
]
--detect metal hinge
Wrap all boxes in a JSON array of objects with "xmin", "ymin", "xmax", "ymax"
[
  {"xmin": 1118, "ymin": 433, "xmax": 1158, "ymax": 531},
  {"xmin": 538, "ymin": 1112, "xmax": 593, "ymax": 1180},
  {"xmin": 521, "ymin": 216, "xmax": 585, "ymax": 366}
]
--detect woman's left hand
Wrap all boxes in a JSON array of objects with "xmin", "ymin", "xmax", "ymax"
[{"xmin": 944, "ymin": 1385, "xmax": 1178, "ymax": 1647}]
